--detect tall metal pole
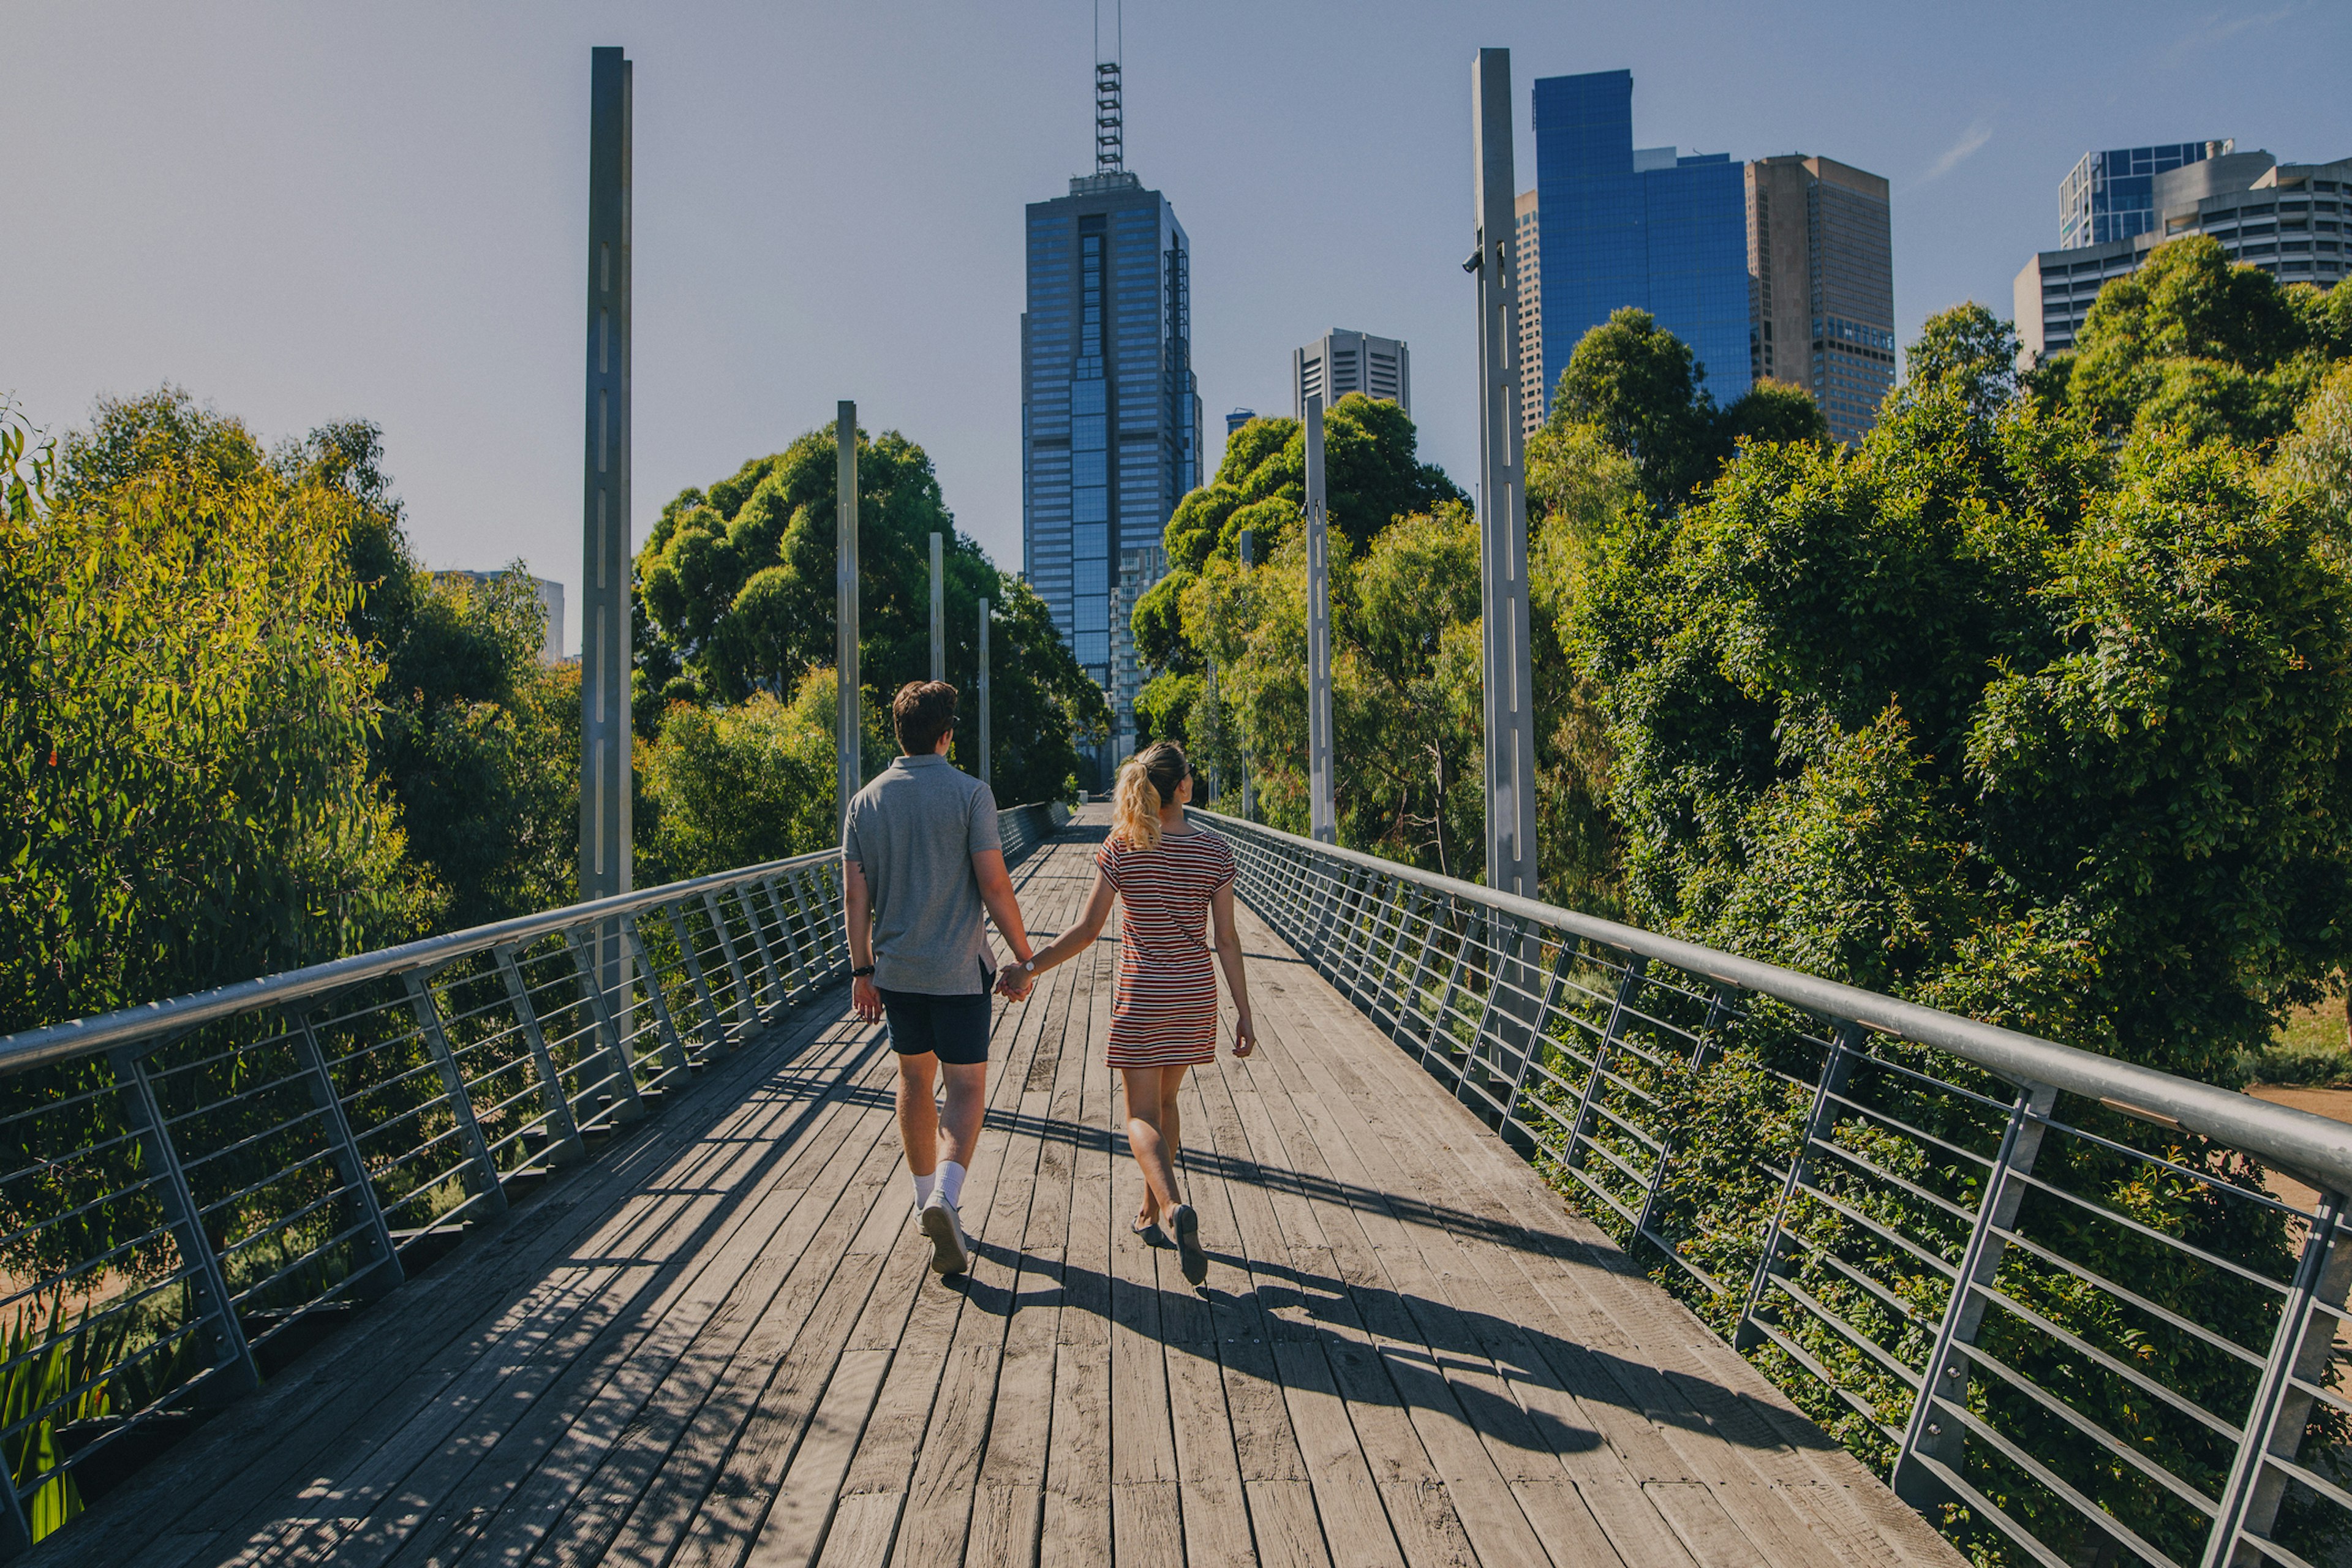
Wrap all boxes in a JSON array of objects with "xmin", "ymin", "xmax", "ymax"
[
  {"xmin": 1472, "ymin": 47, "xmax": 1538, "ymax": 900},
  {"xmin": 1239, "ymin": 527, "xmax": 1256, "ymax": 823},
  {"xmin": 1304, "ymin": 394, "xmax": 1336, "ymax": 845},
  {"xmin": 837, "ymin": 402, "xmax": 860, "ymax": 837},
  {"xmin": 977, "ymin": 597, "xmax": 991, "ymax": 786},
  {"xmin": 581, "ymin": 46, "xmax": 633, "ymax": 1016},
  {"xmin": 929, "ymin": 531, "xmax": 945, "ymax": 682}
]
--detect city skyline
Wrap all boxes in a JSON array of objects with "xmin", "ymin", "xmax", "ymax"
[{"xmin": 6, "ymin": 1, "xmax": 2349, "ymax": 654}]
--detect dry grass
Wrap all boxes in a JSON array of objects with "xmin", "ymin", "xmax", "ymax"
[{"xmin": 2236, "ymin": 998, "xmax": 2352, "ymax": 1087}]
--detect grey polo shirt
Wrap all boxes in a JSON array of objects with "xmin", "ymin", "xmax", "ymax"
[{"xmin": 841, "ymin": 753, "xmax": 1003, "ymax": 995}]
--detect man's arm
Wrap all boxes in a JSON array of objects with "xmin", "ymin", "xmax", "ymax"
[
  {"xmin": 972, "ymin": 849, "xmax": 1036, "ymax": 993},
  {"xmin": 843, "ymin": 859, "xmax": 883, "ymax": 1023}
]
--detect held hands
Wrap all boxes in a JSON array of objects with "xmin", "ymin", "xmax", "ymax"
[
  {"xmin": 995, "ymin": 962, "xmax": 1036, "ymax": 1003},
  {"xmin": 1232, "ymin": 1013, "xmax": 1257, "ymax": 1058},
  {"xmin": 852, "ymin": 976, "xmax": 884, "ymax": 1024}
]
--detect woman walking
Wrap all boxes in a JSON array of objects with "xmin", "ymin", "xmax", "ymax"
[{"xmin": 998, "ymin": 741, "xmax": 1255, "ymax": 1286}]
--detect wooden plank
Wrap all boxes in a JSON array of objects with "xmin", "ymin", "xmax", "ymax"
[
  {"xmin": 62, "ymin": 1003, "xmax": 871, "ymax": 1568},
  {"xmin": 744, "ymin": 1347, "xmax": 894, "ymax": 1568},
  {"xmin": 1164, "ymin": 1345, "xmax": 1251, "ymax": 1568}
]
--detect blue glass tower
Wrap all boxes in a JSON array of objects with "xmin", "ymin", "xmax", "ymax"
[
  {"xmin": 1532, "ymin": 69, "xmax": 1750, "ymax": 417},
  {"xmin": 1022, "ymin": 170, "xmax": 1198, "ymax": 772},
  {"xmin": 2060, "ymin": 143, "xmax": 2223, "ymax": 249}
]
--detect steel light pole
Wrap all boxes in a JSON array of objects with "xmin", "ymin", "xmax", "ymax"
[
  {"xmin": 1239, "ymin": 527, "xmax": 1257, "ymax": 822},
  {"xmin": 1304, "ymin": 394, "xmax": 1336, "ymax": 844},
  {"xmin": 977, "ymin": 596, "xmax": 991, "ymax": 786},
  {"xmin": 581, "ymin": 46, "xmax": 633, "ymax": 1010},
  {"xmin": 837, "ymin": 402, "xmax": 860, "ymax": 837},
  {"xmin": 929, "ymin": 530, "xmax": 945, "ymax": 682},
  {"xmin": 1471, "ymin": 47, "xmax": 1538, "ymax": 900}
]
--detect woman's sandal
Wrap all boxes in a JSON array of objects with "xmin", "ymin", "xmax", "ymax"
[
  {"xmin": 1131, "ymin": 1215, "xmax": 1167, "ymax": 1245},
  {"xmin": 1169, "ymin": 1204, "xmax": 1207, "ymax": 1286}
]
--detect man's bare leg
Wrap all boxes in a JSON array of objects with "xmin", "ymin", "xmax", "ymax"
[{"xmin": 897, "ymin": 1052, "xmax": 940, "ymax": 1201}]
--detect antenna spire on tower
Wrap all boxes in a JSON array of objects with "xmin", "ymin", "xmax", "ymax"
[{"xmin": 1093, "ymin": 0, "xmax": 1122, "ymax": 174}]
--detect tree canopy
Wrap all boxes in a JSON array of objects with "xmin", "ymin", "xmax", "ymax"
[
  {"xmin": 635, "ymin": 425, "xmax": 1104, "ymax": 812},
  {"xmin": 1575, "ymin": 297, "xmax": 2352, "ymax": 1080}
]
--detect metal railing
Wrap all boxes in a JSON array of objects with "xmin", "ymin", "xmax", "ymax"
[
  {"xmin": 1213, "ymin": 810, "xmax": 2352, "ymax": 1568},
  {"xmin": 0, "ymin": 799, "xmax": 1062, "ymax": 1556}
]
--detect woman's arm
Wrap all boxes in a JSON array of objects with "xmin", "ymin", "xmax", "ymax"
[
  {"xmin": 1208, "ymin": 883, "xmax": 1255, "ymax": 1055},
  {"xmin": 997, "ymin": 869, "xmax": 1116, "ymax": 997}
]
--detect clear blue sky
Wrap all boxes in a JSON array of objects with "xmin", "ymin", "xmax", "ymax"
[{"xmin": 7, "ymin": 1, "xmax": 2348, "ymax": 654}]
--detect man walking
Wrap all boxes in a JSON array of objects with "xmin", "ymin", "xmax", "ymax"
[{"xmin": 843, "ymin": 680, "xmax": 1037, "ymax": 1276}]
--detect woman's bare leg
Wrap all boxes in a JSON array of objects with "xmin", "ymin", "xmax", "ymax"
[
  {"xmin": 1122, "ymin": 1067, "xmax": 1185, "ymax": 1227},
  {"xmin": 1131, "ymin": 1064, "xmax": 1191, "ymax": 1228}
]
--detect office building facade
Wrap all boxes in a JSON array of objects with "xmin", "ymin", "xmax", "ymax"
[
  {"xmin": 1225, "ymin": 408, "xmax": 1257, "ymax": 437},
  {"xmin": 2060, "ymin": 142, "xmax": 2228, "ymax": 250},
  {"xmin": 1292, "ymin": 329, "xmax": 1409, "ymax": 420},
  {"xmin": 1746, "ymin": 154, "xmax": 1895, "ymax": 445},
  {"xmin": 1533, "ymin": 69, "xmax": 1751, "ymax": 412},
  {"xmin": 2017, "ymin": 151, "xmax": 2350, "ymax": 361},
  {"xmin": 1515, "ymin": 188, "xmax": 1545, "ymax": 435},
  {"xmin": 1022, "ymin": 170, "xmax": 1200, "ymax": 774}
]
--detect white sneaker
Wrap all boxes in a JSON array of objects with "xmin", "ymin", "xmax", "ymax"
[{"xmin": 919, "ymin": 1194, "xmax": 971, "ymax": 1276}]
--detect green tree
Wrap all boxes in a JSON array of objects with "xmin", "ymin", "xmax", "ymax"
[
  {"xmin": 641, "ymin": 670, "xmax": 848, "ymax": 878},
  {"xmin": 1, "ymin": 398, "xmax": 425, "ymax": 1033},
  {"xmin": 2063, "ymin": 235, "xmax": 2342, "ymax": 447},
  {"xmin": 636, "ymin": 426, "xmax": 1102, "ymax": 807},
  {"xmin": 1551, "ymin": 307, "xmax": 1831, "ymax": 513}
]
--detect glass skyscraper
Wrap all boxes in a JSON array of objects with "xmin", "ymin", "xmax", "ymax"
[
  {"xmin": 1532, "ymin": 69, "xmax": 1751, "ymax": 419},
  {"xmin": 1022, "ymin": 170, "xmax": 1200, "ymax": 774},
  {"xmin": 2060, "ymin": 142, "xmax": 2226, "ymax": 249}
]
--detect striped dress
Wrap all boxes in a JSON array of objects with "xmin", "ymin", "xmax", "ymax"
[{"xmin": 1098, "ymin": 827, "xmax": 1237, "ymax": 1069}]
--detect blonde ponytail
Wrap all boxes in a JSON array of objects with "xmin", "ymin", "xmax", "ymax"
[{"xmin": 1110, "ymin": 741, "xmax": 1190, "ymax": 850}]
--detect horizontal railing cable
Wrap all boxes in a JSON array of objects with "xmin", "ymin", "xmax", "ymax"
[
  {"xmin": 0, "ymin": 799, "xmax": 1067, "ymax": 1556},
  {"xmin": 1204, "ymin": 807, "xmax": 2352, "ymax": 1568}
]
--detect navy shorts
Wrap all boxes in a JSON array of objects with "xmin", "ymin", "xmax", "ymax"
[{"xmin": 878, "ymin": 964, "xmax": 993, "ymax": 1067}]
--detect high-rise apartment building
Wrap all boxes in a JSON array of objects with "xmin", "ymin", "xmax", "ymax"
[
  {"xmin": 1515, "ymin": 188, "xmax": 1544, "ymax": 435},
  {"xmin": 2061, "ymin": 142, "xmax": 2228, "ymax": 249},
  {"xmin": 1022, "ymin": 62, "xmax": 1200, "ymax": 777},
  {"xmin": 1292, "ymin": 330, "xmax": 1409, "ymax": 420},
  {"xmin": 2016, "ymin": 150, "xmax": 2350, "ymax": 361},
  {"xmin": 1746, "ymin": 154, "xmax": 1895, "ymax": 445},
  {"xmin": 1533, "ymin": 69, "xmax": 1751, "ymax": 411}
]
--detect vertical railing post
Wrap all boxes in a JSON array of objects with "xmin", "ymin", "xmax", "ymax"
[
  {"xmin": 1381, "ymin": 884, "xmax": 1428, "ymax": 1037},
  {"xmin": 1310, "ymin": 859, "xmax": 1351, "ymax": 971},
  {"xmin": 766, "ymin": 875, "xmax": 813, "ymax": 1001},
  {"xmin": 1737, "ymin": 1020, "xmax": 1860, "ymax": 1352},
  {"xmin": 1425, "ymin": 907, "xmax": 1480, "ymax": 1069},
  {"xmin": 700, "ymin": 888, "xmax": 759, "ymax": 1029},
  {"xmin": 1891, "ymin": 1076, "xmax": 2057, "ymax": 1509},
  {"xmin": 785, "ymin": 869, "xmax": 835, "ymax": 982},
  {"xmin": 618, "ymin": 916, "xmax": 696, "ymax": 1082},
  {"xmin": 2202, "ymin": 1192, "xmax": 2352, "ymax": 1567},
  {"xmin": 665, "ymin": 904, "xmax": 731, "ymax": 1054},
  {"xmin": 1502, "ymin": 934, "xmax": 1575, "ymax": 1127},
  {"xmin": 562, "ymin": 925, "xmax": 649, "ymax": 1123},
  {"xmin": 1396, "ymin": 888, "xmax": 1444, "ymax": 1056},
  {"xmin": 1459, "ymin": 915, "xmax": 1523, "ymax": 1116},
  {"xmin": 401, "ymin": 971, "xmax": 510, "ymax": 1216},
  {"xmin": 108, "ymin": 1047, "xmax": 261, "ymax": 1400},
  {"xmin": 735, "ymin": 881, "xmax": 790, "ymax": 1016},
  {"xmin": 1632, "ymin": 985, "xmax": 1738, "ymax": 1248},
  {"xmin": 491, "ymin": 944, "xmax": 588, "ymax": 1166},
  {"xmin": 290, "ymin": 1012, "xmax": 405, "ymax": 1291},
  {"xmin": 1563, "ymin": 956, "xmax": 1646, "ymax": 1177}
]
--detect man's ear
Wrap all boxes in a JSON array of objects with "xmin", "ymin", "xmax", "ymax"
[{"xmin": 935, "ymin": 729, "xmax": 955, "ymax": 756}]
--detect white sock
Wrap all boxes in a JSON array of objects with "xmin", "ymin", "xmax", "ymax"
[
  {"xmin": 934, "ymin": 1160, "xmax": 968, "ymax": 1208},
  {"xmin": 911, "ymin": 1170, "xmax": 935, "ymax": 1208}
]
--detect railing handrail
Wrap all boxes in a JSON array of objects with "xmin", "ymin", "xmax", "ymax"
[
  {"xmin": 1200, "ymin": 808, "xmax": 2352, "ymax": 1194},
  {"xmin": 0, "ymin": 846, "xmax": 843, "ymax": 1077}
]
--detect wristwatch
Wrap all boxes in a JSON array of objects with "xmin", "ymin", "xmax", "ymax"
[{"xmin": 851, "ymin": 965, "xmax": 876, "ymax": 978}]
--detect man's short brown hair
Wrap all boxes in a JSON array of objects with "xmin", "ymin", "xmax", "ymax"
[{"xmin": 892, "ymin": 680, "xmax": 958, "ymax": 755}]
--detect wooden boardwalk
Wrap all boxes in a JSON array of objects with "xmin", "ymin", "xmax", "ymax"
[{"xmin": 45, "ymin": 813, "xmax": 1962, "ymax": 1568}]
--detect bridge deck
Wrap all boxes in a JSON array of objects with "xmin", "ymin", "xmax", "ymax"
[{"xmin": 44, "ymin": 814, "xmax": 1960, "ymax": 1567}]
